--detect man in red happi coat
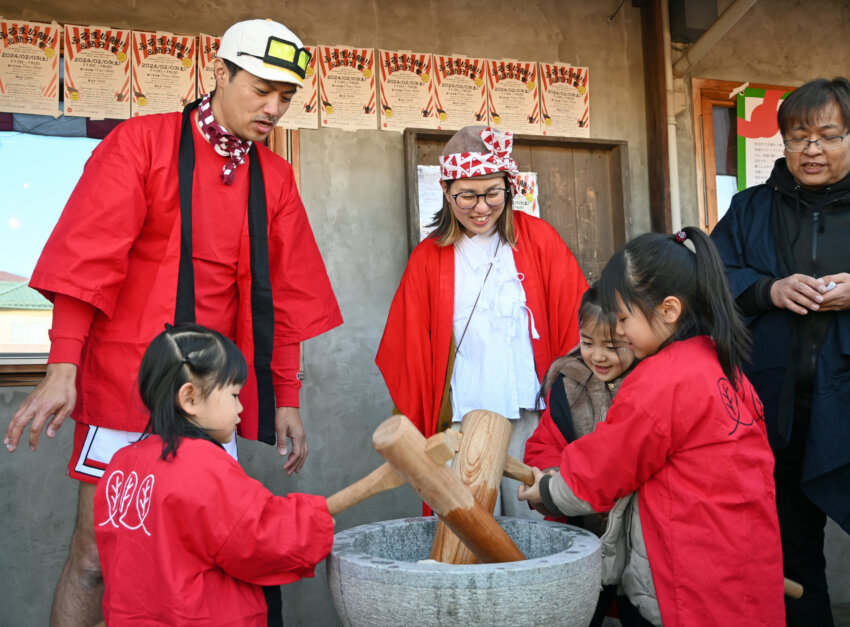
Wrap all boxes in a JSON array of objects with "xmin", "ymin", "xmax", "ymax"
[{"xmin": 4, "ymin": 19, "xmax": 341, "ymax": 627}]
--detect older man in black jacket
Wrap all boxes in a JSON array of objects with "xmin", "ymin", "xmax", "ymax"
[{"xmin": 712, "ymin": 77, "xmax": 850, "ymax": 626}]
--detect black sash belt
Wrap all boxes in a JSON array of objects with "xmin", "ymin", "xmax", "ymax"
[{"xmin": 176, "ymin": 97, "xmax": 277, "ymax": 444}]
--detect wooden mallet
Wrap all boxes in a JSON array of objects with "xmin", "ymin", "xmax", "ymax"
[
  {"xmin": 430, "ymin": 409, "xmax": 513, "ymax": 564},
  {"xmin": 372, "ymin": 414, "xmax": 525, "ymax": 563},
  {"xmin": 325, "ymin": 427, "xmax": 531, "ymax": 518}
]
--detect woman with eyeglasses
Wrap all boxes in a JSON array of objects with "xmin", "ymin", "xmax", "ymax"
[{"xmin": 376, "ymin": 125, "xmax": 588, "ymax": 517}]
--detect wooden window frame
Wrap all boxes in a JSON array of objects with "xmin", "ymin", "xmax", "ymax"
[{"xmin": 691, "ymin": 78, "xmax": 793, "ymax": 233}]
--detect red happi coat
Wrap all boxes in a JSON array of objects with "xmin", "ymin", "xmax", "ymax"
[
  {"xmin": 376, "ymin": 211, "xmax": 588, "ymax": 436},
  {"xmin": 94, "ymin": 436, "xmax": 333, "ymax": 626},
  {"xmin": 558, "ymin": 336, "xmax": 785, "ymax": 626},
  {"xmin": 30, "ymin": 113, "xmax": 342, "ymax": 438}
]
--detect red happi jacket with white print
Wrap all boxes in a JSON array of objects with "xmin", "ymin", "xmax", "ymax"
[
  {"xmin": 94, "ymin": 436, "xmax": 333, "ymax": 626},
  {"xmin": 557, "ymin": 336, "xmax": 785, "ymax": 626}
]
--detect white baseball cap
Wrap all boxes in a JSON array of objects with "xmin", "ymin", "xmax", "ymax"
[{"xmin": 218, "ymin": 19, "xmax": 311, "ymax": 86}]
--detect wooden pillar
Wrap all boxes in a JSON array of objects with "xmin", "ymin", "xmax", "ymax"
[{"xmin": 637, "ymin": 0, "xmax": 672, "ymax": 233}]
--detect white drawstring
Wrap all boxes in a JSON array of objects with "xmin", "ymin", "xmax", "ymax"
[{"xmin": 523, "ymin": 304, "xmax": 540, "ymax": 340}]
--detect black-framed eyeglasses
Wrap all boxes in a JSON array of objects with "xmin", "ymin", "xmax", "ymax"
[
  {"xmin": 237, "ymin": 36, "xmax": 312, "ymax": 80},
  {"xmin": 451, "ymin": 189, "xmax": 508, "ymax": 209},
  {"xmin": 783, "ymin": 132, "xmax": 848, "ymax": 153}
]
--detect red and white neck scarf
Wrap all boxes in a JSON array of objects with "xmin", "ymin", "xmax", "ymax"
[
  {"xmin": 439, "ymin": 127, "xmax": 520, "ymax": 194},
  {"xmin": 195, "ymin": 92, "xmax": 252, "ymax": 185}
]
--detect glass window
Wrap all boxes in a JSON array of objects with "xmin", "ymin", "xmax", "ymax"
[
  {"xmin": 0, "ymin": 131, "xmax": 99, "ymax": 355},
  {"xmin": 712, "ymin": 106, "xmax": 737, "ymax": 223}
]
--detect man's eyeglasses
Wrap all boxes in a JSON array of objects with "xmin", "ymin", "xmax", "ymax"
[
  {"xmin": 237, "ymin": 36, "xmax": 312, "ymax": 80},
  {"xmin": 783, "ymin": 132, "xmax": 848, "ymax": 153},
  {"xmin": 451, "ymin": 189, "xmax": 508, "ymax": 210}
]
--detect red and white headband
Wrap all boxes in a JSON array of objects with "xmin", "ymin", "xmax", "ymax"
[{"xmin": 439, "ymin": 127, "xmax": 520, "ymax": 195}]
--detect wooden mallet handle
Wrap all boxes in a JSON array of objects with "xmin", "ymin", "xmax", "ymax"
[
  {"xmin": 326, "ymin": 463, "xmax": 403, "ymax": 516},
  {"xmin": 784, "ymin": 577, "xmax": 803, "ymax": 599},
  {"xmin": 372, "ymin": 415, "xmax": 526, "ymax": 563},
  {"xmin": 503, "ymin": 454, "xmax": 535, "ymax": 486},
  {"xmin": 326, "ymin": 431, "xmax": 460, "ymax": 516}
]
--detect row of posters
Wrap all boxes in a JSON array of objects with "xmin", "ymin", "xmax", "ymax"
[
  {"xmin": 0, "ymin": 19, "xmax": 590, "ymax": 137},
  {"xmin": 0, "ymin": 20, "xmax": 203, "ymax": 120},
  {"xmin": 319, "ymin": 47, "xmax": 589, "ymax": 136}
]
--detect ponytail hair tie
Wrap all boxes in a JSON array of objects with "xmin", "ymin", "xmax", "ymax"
[
  {"xmin": 181, "ymin": 356, "xmax": 190, "ymax": 365},
  {"xmin": 674, "ymin": 230, "xmax": 687, "ymax": 244}
]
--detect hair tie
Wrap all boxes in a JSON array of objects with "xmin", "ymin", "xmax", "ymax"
[
  {"xmin": 181, "ymin": 356, "xmax": 190, "ymax": 365},
  {"xmin": 674, "ymin": 230, "xmax": 687, "ymax": 244}
]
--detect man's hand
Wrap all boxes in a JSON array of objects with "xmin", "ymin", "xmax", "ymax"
[
  {"xmin": 770, "ymin": 274, "xmax": 827, "ymax": 314},
  {"xmin": 275, "ymin": 406, "xmax": 307, "ymax": 475},
  {"xmin": 817, "ymin": 272, "xmax": 850, "ymax": 312},
  {"xmin": 5, "ymin": 363, "xmax": 77, "ymax": 452}
]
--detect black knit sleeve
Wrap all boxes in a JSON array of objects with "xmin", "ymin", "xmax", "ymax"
[
  {"xmin": 548, "ymin": 373, "xmax": 577, "ymax": 443},
  {"xmin": 736, "ymin": 277, "xmax": 778, "ymax": 316}
]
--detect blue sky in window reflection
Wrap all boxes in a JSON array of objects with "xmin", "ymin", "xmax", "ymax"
[{"xmin": 0, "ymin": 132, "xmax": 98, "ymax": 278}]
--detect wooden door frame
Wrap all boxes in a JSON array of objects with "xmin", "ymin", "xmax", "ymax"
[
  {"xmin": 268, "ymin": 128, "xmax": 301, "ymax": 191},
  {"xmin": 691, "ymin": 78, "xmax": 793, "ymax": 232}
]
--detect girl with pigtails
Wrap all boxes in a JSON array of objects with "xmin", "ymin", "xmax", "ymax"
[
  {"xmin": 519, "ymin": 227, "xmax": 785, "ymax": 626},
  {"xmin": 93, "ymin": 324, "xmax": 333, "ymax": 626}
]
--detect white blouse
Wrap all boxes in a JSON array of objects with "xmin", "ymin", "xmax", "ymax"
[{"xmin": 451, "ymin": 230, "xmax": 540, "ymax": 422}]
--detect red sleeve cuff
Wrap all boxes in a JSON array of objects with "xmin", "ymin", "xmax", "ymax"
[
  {"xmin": 274, "ymin": 382, "xmax": 301, "ymax": 408},
  {"xmin": 47, "ymin": 295, "xmax": 96, "ymax": 366},
  {"xmin": 272, "ymin": 342, "xmax": 302, "ymax": 408},
  {"xmin": 47, "ymin": 336, "xmax": 86, "ymax": 365}
]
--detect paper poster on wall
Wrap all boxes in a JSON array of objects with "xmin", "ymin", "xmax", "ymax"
[
  {"xmin": 278, "ymin": 45, "xmax": 318, "ymax": 129},
  {"xmin": 486, "ymin": 59, "xmax": 540, "ymax": 135},
  {"xmin": 432, "ymin": 54, "xmax": 488, "ymax": 130},
  {"xmin": 0, "ymin": 19, "xmax": 60, "ymax": 116},
  {"xmin": 512, "ymin": 172, "xmax": 539, "ymax": 217},
  {"xmin": 378, "ymin": 49, "xmax": 436, "ymax": 132},
  {"xmin": 63, "ymin": 25, "xmax": 131, "ymax": 120},
  {"xmin": 317, "ymin": 45, "xmax": 376, "ymax": 131},
  {"xmin": 131, "ymin": 30, "xmax": 197, "ymax": 116},
  {"xmin": 197, "ymin": 33, "xmax": 219, "ymax": 97},
  {"xmin": 539, "ymin": 63, "xmax": 590, "ymax": 137},
  {"xmin": 417, "ymin": 164, "xmax": 442, "ymax": 240},
  {"xmin": 736, "ymin": 87, "xmax": 790, "ymax": 190}
]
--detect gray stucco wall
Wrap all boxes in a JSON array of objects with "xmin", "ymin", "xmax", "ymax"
[{"xmin": 1, "ymin": 0, "xmax": 848, "ymax": 625}]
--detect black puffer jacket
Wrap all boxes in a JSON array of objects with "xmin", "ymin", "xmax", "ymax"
[
  {"xmin": 737, "ymin": 158, "xmax": 850, "ymax": 387},
  {"xmin": 712, "ymin": 157, "xmax": 850, "ymax": 532}
]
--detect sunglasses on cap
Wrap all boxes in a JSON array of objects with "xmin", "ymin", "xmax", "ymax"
[{"xmin": 237, "ymin": 36, "xmax": 312, "ymax": 80}]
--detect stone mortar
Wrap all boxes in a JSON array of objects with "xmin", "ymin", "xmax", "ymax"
[{"xmin": 327, "ymin": 516, "xmax": 601, "ymax": 627}]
